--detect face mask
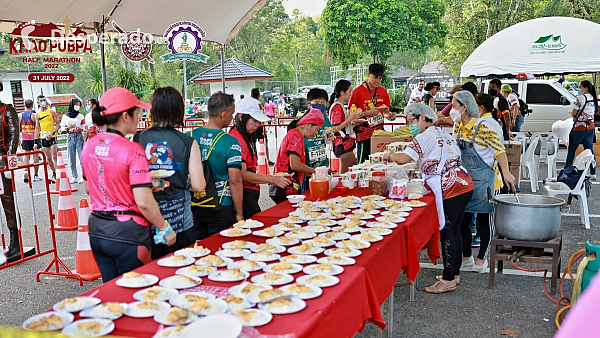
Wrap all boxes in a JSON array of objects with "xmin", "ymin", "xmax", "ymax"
[
  {"xmin": 409, "ymin": 124, "xmax": 420, "ymax": 136},
  {"xmin": 39, "ymin": 101, "xmax": 47, "ymax": 108},
  {"xmin": 74, "ymin": 105, "xmax": 80, "ymax": 111},
  {"xmin": 488, "ymin": 89, "xmax": 498, "ymax": 97},
  {"xmin": 86, "ymin": 106, "xmax": 91, "ymax": 113},
  {"xmin": 450, "ymin": 109, "xmax": 462, "ymax": 123},
  {"xmin": 311, "ymin": 103, "xmax": 326, "ymax": 113}
]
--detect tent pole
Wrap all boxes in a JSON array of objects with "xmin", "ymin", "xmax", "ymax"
[
  {"xmin": 100, "ymin": 17, "xmax": 107, "ymax": 93},
  {"xmin": 220, "ymin": 44, "xmax": 226, "ymax": 93},
  {"xmin": 183, "ymin": 59, "xmax": 187, "ymax": 101}
]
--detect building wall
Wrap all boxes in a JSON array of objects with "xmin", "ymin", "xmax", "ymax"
[
  {"xmin": 1, "ymin": 73, "xmax": 54, "ymax": 107},
  {"xmin": 209, "ymin": 80, "xmax": 257, "ymax": 102}
]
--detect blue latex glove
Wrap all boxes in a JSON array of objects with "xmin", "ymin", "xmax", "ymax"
[{"xmin": 153, "ymin": 221, "xmax": 173, "ymax": 245}]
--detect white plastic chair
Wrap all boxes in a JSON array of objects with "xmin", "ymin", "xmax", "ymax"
[
  {"xmin": 546, "ymin": 133, "xmax": 559, "ymax": 178},
  {"xmin": 521, "ymin": 136, "xmax": 541, "ymax": 192},
  {"xmin": 511, "ymin": 132, "xmax": 528, "ymax": 159},
  {"xmin": 544, "ymin": 150, "xmax": 595, "ymax": 229}
]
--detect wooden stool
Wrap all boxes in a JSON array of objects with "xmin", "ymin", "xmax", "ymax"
[{"xmin": 489, "ymin": 232, "xmax": 562, "ymax": 294}]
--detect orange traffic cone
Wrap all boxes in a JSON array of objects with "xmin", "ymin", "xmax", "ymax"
[
  {"xmin": 72, "ymin": 199, "xmax": 101, "ymax": 281},
  {"xmin": 54, "ymin": 172, "xmax": 78, "ymax": 231},
  {"xmin": 51, "ymin": 152, "xmax": 78, "ymax": 194},
  {"xmin": 257, "ymin": 139, "xmax": 270, "ymax": 175}
]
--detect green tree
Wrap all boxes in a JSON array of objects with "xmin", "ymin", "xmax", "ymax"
[{"xmin": 84, "ymin": 61, "xmax": 103, "ymax": 99}]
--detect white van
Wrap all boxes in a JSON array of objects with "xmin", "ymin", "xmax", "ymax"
[{"xmin": 481, "ymin": 79, "xmax": 576, "ymax": 132}]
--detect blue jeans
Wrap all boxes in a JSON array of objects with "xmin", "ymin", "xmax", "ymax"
[
  {"xmin": 511, "ymin": 114, "xmax": 524, "ymax": 132},
  {"xmin": 67, "ymin": 133, "xmax": 84, "ymax": 179},
  {"xmin": 566, "ymin": 129, "xmax": 596, "ymax": 175}
]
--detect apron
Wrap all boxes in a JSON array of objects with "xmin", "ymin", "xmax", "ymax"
[
  {"xmin": 423, "ymin": 127, "xmax": 452, "ymax": 230},
  {"xmin": 458, "ymin": 122, "xmax": 495, "ymax": 213}
]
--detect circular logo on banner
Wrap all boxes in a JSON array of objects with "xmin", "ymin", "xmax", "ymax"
[
  {"xmin": 121, "ymin": 31, "xmax": 153, "ymax": 62},
  {"xmin": 160, "ymin": 21, "xmax": 209, "ymax": 63}
]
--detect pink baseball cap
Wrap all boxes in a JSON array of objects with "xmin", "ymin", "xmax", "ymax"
[
  {"xmin": 298, "ymin": 108, "xmax": 325, "ymax": 126},
  {"xmin": 99, "ymin": 87, "xmax": 151, "ymax": 115}
]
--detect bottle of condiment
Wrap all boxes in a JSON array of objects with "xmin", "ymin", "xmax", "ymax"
[{"xmin": 369, "ymin": 171, "xmax": 389, "ymax": 197}]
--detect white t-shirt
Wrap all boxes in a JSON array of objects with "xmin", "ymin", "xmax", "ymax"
[
  {"xmin": 60, "ymin": 113, "xmax": 84, "ymax": 133},
  {"xmin": 573, "ymin": 93, "xmax": 596, "ymax": 129},
  {"xmin": 506, "ymin": 93, "xmax": 519, "ymax": 115},
  {"xmin": 409, "ymin": 88, "xmax": 426, "ymax": 103}
]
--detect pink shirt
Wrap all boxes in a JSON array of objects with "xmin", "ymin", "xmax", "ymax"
[
  {"xmin": 265, "ymin": 102, "xmax": 276, "ymax": 117},
  {"xmin": 81, "ymin": 131, "xmax": 152, "ymax": 225}
]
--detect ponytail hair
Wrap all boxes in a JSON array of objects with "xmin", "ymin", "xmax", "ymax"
[
  {"xmin": 92, "ymin": 105, "xmax": 136, "ymax": 126},
  {"xmin": 288, "ymin": 118, "xmax": 299, "ymax": 131},
  {"xmin": 581, "ymin": 80, "xmax": 598, "ymax": 113},
  {"xmin": 329, "ymin": 79, "xmax": 352, "ymax": 107}
]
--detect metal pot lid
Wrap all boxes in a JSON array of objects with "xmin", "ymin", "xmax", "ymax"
[{"xmin": 493, "ymin": 194, "xmax": 565, "ymax": 206}]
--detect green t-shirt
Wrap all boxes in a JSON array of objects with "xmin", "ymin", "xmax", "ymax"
[
  {"xmin": 189, "ymin": 127, "xmax": 242, "ymax": 206},
  {"xmin": 304, "ymin": 111, "xmax": 332, "ymax": 169}
]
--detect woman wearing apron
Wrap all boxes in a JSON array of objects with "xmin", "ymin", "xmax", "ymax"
[
  {"xmin": 384, "ymin": 104, "xmax": 474, "ymax": 293},
  {"xmin": 453, "ymin": 91, "xmax": 516, "ymax": 272}
]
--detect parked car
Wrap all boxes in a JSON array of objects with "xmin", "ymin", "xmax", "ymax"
[{"xmin": 297, "ymin": 85, "xmax": 334, "ymax": 97}]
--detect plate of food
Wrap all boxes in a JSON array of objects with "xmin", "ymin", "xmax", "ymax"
[
  {"xmin": 319, "ymin": 231, "xmax": 351, "ymax": 241},
  {"xmin": 227, "ymin": 259, "xmax": 266, "ymax": 273},
  {"xmin": 152, "ymin": 325, "xmax": 186, "ymax": 338},
  {"xmin": 324, "ymin": 247, "xmax": 361, "ymax": 258},
  {"xmin": 279, "ymin": 283, "xmax": 323, "ymax": 300},
  {"xmin": 272, "ymin": 222, "xmax": 301, "ymax": 232},
  {"xmin": 175, "ymin": 265, "xmax": 216, "ymax": 278},
  {"xmin": 326, "ymin": 211, "xmax": 347, "ymax": 220},
  {"xmin": 251, "ymin": 272, "xmax": 294, "ymax": 286},
  {"xmin": 279, "ymin": 254, "xmax": 318, "ymax": 265},
  {"xmin": 376, "ymin": 215, "xmax": 406, "ymax": 224},
  {"xmin": 360, "ymin": 202, "xmax": 381, "ymax": 213},
  {"xmin": 303, "ymin": 224, "xmax": 332, "ymax": 233},
  {"xmin": 278, "ymin": 216, "xmax": 305, "ymax": 224},
  {"xmin": 154, "ymin": 307, "xmax": 198, "ymax": 326},
  {"xmin": 298, "ymin": 211, "xmax": 325, "ymax": 221},
  {"xmin": 61, "ymin": 318, "xmax": 114, "ymax": 337},
  {"xmin": 258, "ymin": 296, "xmax": 306, "ymax": 315},
  {"xmin": 274, "ymin": 172, "xmax": 294, "ymax": 178},
  {"xmin": 150, "ymin": 170, "xmax": 175, "ymax": 179},
  {"xmin": 22, "ymin": 312, "xmax": 74, "ymax": 332},
  {"xmin": 53, "ymin": 297, "xmax": 101, "ymax": 312},
  {"xmin": 317, "ymin": 255, "xmax": 356, "ymax": 266},
  {"xmin": 380, "ymin": 210, "xmax": 410, "ymax": 218},
  {"xmin": 361, "ymin": 227, "xmax": 393, "ymax": 236},
  {"xmin": 222, "ymin": 240, "xmax": 258, "ymax": 251},
  {"xmin": 296, "ymin": 274, "xmax": 340, "ymax": 288},
  {"xmin": 181, "ymin": 315, "xmax": 242, "ymax": 338},
  {"xmin": 376, "ymin": 199, "xmax": 399, "ymax": 209},
  {"xmin": 303, "ymin": 237, "xmax": 336, "ymax": 248},
  {"xmin": 407, "ymin": 200, "xmax": 427, "ymax": 207},
  {"xmin": 195, "ymin": 255, "xmax": 233, "ymax": 268},
  {"xmin": 266, "ymin": 236, "xmax": 299, "ymax": 247},
  {"xmin": 168, "ymin": 292, "xmax": 216, "ymax": 308},
  {"xmin": 307, "ymin": 219, "xmax": 337, "ymax": 227},
  {"xmin": 389, "ymin": 204, "xmax": 413, "ymax": 212},
  {"xmin": 124, "ymin": 301, "xmax": 170, "ymax": 318},
  {"xmin": 251, "ymin": 243, "xmax": 286, "ymax": 254},
  {"xmin": 233, "ymin": 219, "xmax": 264, "ymax": 229},
  {"xmin": 336, "ymin": 239, "xmax": 371, "ymax": 250},
  {"xmin": 287, "ymin": 243, "xmax": 324, "ymax": 255},
  {"xmin": 220, "ymin": 295, "xmax": 255, "ymax": 311},
  {"xmin": 186, "ymin": 299, "xmax": 228, "ymax": 316},
  {"xmin": 332, "ymin": 224, "xmax": 363, "ymax": 234},
  {"xmin": 253, "ymin": 227, "xmax": 285, "ymax": 238},
  {"xmin": 220, "ymin": 228, "xmax": 251, "ymax": 238},
  {"xmin": 303, "ymin": 263, "xmax": 344, "ymax": 276},
  {"xmin": 215, "ymin": 248, "xmax": 251, "ymax": 259},
  {"xmin": 159, "ymin": 275, "xmax": 202, "ymax": 290},
  {"xmin": 246, "ymin": 288, "xmax": 288, "ymax": 304},
  {"xmin": 351, "ymin": 233, "xmax": 384, "ymax": 243},
  {"xmin": 243, "ymin": 251, "xmax": 281, "ymax": 262},
  {"xmin": 228, "ymin": 282, "xmax": 273, "ymax": 299},
  {"xmin": 338, "ymin": 196, "xmax": 362, "ymax": 204},
  {"xmin": 208, "ymin": 269, "xmax": 250, "ymax": 283},
  {"xmin": 233, "ymin": 309, "xmax": 273, "ymax": 327},
  {"xmin": 174, "ymin": 244, "xmax": 210, "ymax": 258},
  {"xmin": 79, "ymin": 303, "xmax": 127, "ymax": 320},
  {"xmin": 368, "ymin": 220, "xmax": 398, "ymax": 229},
  {"xmin": 284, "ymin": 228, "xmax": 317, "ymax": 240},
  {"xmin": 157, "ymin": 255, "xmax": 195, "ymax": 268},
  {"xmin": 349, "ymin": 212, "xmax": 375, "ymax": 220},
  {"xmin": 361, "ymin": 195, "xmax": 386, "ymax": 202},
  {"xmin": 263, "ymin": 261, "xmax": 303, "ymax": 274},
  {"xmin": 337, "ymin": 219, "xmax": 367, "ymax": 227}
]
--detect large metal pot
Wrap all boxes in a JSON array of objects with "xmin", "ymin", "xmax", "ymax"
[{"xmin": 493, "ymin": 194, "xmax": 565, "ymax": 242}]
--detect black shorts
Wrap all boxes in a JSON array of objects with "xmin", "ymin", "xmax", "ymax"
[
  {"xmin": 333, "ymin": 138, "xmax": 356, "ymax": 158},
  {"xmin": 22, "ymin": 140, "xmax": 39, "ymax": 151},
  {"xmin": 41, "ymin": 137, "xmax": 57, "ymax": 148}
]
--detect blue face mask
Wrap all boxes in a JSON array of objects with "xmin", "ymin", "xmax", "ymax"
[
  {"xmin": 409, "ymin": 124, "xmax": 420, "ymax": 136},
  {"xmin": 311, "ymin": 103, "xmax": 326, "ymax": 113}
]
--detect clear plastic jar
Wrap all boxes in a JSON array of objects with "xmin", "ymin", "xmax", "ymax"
[{"xmin": 369, "ymin": 171, "xmax": 389, "ymax": 197}]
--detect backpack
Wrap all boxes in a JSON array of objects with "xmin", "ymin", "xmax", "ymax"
[
  {"xmin": 518, "ymin": 98, "xmax": 529, "ymax": 116},
  {"xmin": 190, "ymin": 130, "xmax": 227, "ymax": 210}
]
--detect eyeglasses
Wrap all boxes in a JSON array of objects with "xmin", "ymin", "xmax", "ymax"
[{"xmin": 407, "ymin": 117, "xmax": 417, "ymax": 124}]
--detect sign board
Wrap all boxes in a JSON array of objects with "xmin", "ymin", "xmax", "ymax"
[{"xmin": 403, "ymin": 72, "xmax": 459, "ymax": 104}]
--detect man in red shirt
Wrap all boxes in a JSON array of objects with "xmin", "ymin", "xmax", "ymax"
[{"xmin": 349, "ymin": 63, "xmax": 396, "ymax": 163}]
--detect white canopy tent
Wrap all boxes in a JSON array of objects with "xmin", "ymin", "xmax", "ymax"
[
  {"xmin": 460, "ymin": 17, "xmax": 600, "ymax": 77},
  {"xmin": 0, "ymin": 0, "xmax": 267, "ymax": 91}
]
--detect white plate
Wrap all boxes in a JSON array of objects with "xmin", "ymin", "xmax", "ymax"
[
  {"xmin": 79, "ymin": 303, "xmax": 127, "ymax": 320},
  {"xmin": 52, "ymin": 297, "xmax": 101, "ymax": 312},
  {"xmin": 157, "ymin": 255, "xmax": 195, "ymax": 268},
  {"xmin": 263, "ymin": 262, "xmax": 303, "ymax": 274},
  {"xmin": 246, "ymin": 288, "xmax": 289, "ymax": 304},
  {"xmin": 253, "ymin": 228, "xmax": 285, "ymax": 238},
  {"xmin": 174, "ymin": 246, "xmax": 210, "ymax": 258},
  {"xmin": 389, "ymin": 205, "xmax": 413, "ymax": 212},
  {"xmin": 251, "ymin": 272, "xmax": 294, "ymax": 286},
  {"xmin": 323, "ymin": 212, "xmax": 346, "ymax": 220},
  {"xmin": 299, "ymin": 212, "xmax": 326, "ymax": 221},
  {"xmin": 380, "ymin": 211, "xmax": 410, "ymax": 218},
  {"xmin": 332, "ymin": 225, "xmax": 363, "ymax": 234},
  {"xmin": 152, "ymin": 325, "xmax": 187, "ymax": 338},
  {"xmin": 352, "ymin": 208, "xmax": 380, "ymax": 215},
  {"xmin": 258, "ymin": 297, "xmax": 306, "ymax": 314},
  {"xmin": 376, "ymin": 199, "xmax": 399, "ymax": 209},
  {"xmin": 279, "ymin": 254, "xmax": 318, "ymax": 265},
  {"xmin": 324, "ymin": 248, "xmax": 362, "ymax": 258},
  {"xmin": 208, "ymin": 269, "xmax": 250, "ymax": 282},
  {"xmin": 228, "ymin": 282, "xmax": 273, "ymax": 299},
  {"xmin": 266, "ymin": 236, "xmax": 299, "ymax": 247},
  {"xmin": 376, "ymin": 216, "xmax": 406, "ymax": 224},
  {"xmin": 227, "ymin": 260, "xmax": 266, "ymax": 273},
  {"xmin": 279, "ymin": 283, "xmax": 323, "ymax": 300},
  {"xmin": 220, "ymin": 228, "xmax": 251, "ymax": 238},
  {"xmin": 116, "ymin": 274, "xmax": 160, "ymax": 288},
  {"xmin": 361, "ymin": 195, "xmax": 386, "ymax": 201},
  {"xmin": 175, "ymin": 265, "xmax": 216, "ymax": 278},
  {"xmin": 319, "ymin": 231, "xmax": 351, "ymax": 241},
  {"xmin": 302, "ymin": 238, "xmax": 336, "ymax": 248},
  {"xmin": 303, "ymin": 263, "xmax": 344, "ymax": 276},
  {"xmin": 368, "ymin": 220, "xmax": 398, "ymax": 229},
  {"xmin": 186, "ymin": 299, "xmax": 228, "ymax": 316},
  {"xmin": 243, "ymin": 252, "xmax": 281, "ymax": 262},
  {"xmin": 251, "ymin": 244, "xmax": 286, "ymax": 254},
  {"xmin": 351, "ymin": 233, "xmax": 384, "ymax": 243},
  {"xmin": 215, "ymin": 249, "xmax": 251, "ymax": 258},
  {"xmin": 361, "ymin": 227, "xmax": 393, "ymax": 236},
  {"xmin": 284, "ymin": 229, "xmax": 317, "ymax": 240},
  {"xmin": 296, "ymin": 274, "xmax": 340, "ymax": 288},
  {"xmin": 233, "ymin": 309, "xmax": 273, "ymax": 327},
  {"xmin": 169, "ymin": 292, "xmax": 216, "ymax": 308},
  {"xmin": 336, "ymin": 219, "xmax": 367, "ymax": 227},
  {"xmin": 220, "ymin": 295, "xmax": 255, "ymax": 311},
  {"xmin": 278, "ymin": 217, "xmax": 305, "ymax": 224},
  {"xmin": 222, "ymin": 241, "xmax": 258, "ymax": 251},
  {"xmin": 272, "ymin": 223, "xmax": 302, "ymax": 232},
  {"xmin": 336, "ymin": 239, "xmax": 371, "ymax": 250},
  {"xmin": 349, "ymin": 213, "xmax": 375, "ymax": 220},
  {"xmin": 317, "ymin": 256, "xmax": 356, "ymax": 266},
  {"xmin": 124, "ymin": 301, "xmax": 170, "ymax": 318},
  {"xmin": 154, "ymin": 307, "xmax": 198, "ymax": 326},
  {"xmin": 159, "ymin": 275, "xmax": 202, "ymax": 289},
  {"xmin": 22, "ymin": 312, "xmax": 74, "ymax": 331},
  {"xmin": 233, "ymin": 219, "xmax": 264, "ymax": 229},
  {"xmin": 195, "ymin": 255, "xmax": 233, "ymax": 267},
  {"xmin": 337, "ymin": 202, "xmax": 361, "ymax": 209},
  {"xmin": 307, "ymin": 219, "xmax": 338, "ymax": 227},
  {"xmin": 287, "ymin": 244, "xmax": 325, "ymax": 255},
  {"xmin": 61, "ymin": 318, "xmax": 114, "ymax": 337},
  {"xmin": 406, "ymin": 200, "xmax": 427, "ymax": 207},
  {"xmin": 182, "ymin": 314, "xmax": 242, "ymax": 338},
  {"xmin": 303, "ymin": 225, "xmax": 332, "ymax": 233}
]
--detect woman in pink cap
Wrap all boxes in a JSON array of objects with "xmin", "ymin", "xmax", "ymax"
[
  {"xmin": 270, "ymin": 108, "xmax": 324, "ymax": 204},
  {"xmin": 81, "ymin": 87, "xmax": 176, "ymax": 282}
]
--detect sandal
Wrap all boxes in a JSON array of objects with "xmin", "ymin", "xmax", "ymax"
[
  {"xmin": 425, "ymin": 280, "xmax": 457, "ymax": 294},
  {"xmin": 435, "ymin": 275, "xmax": 460, "ymax": 285}
]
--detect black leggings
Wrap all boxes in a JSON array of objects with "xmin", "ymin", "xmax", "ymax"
[
  {"xmin": 461, "ymin": 212, "xmax": 493, "ymax": 261},
  {"xmin": 243, "ymin": 189, "xmax": 262, "ymax": 219},
  {"xmin": 193, "ymin": 205, "xmax": 237, "ymax": 240},
  {"xmin": 440, "ymin": 191, "xmax": 472, "ymax": 281},
  {"xmin": 89, "ymin": 236, "xmax": 151, "ymax": 283}
]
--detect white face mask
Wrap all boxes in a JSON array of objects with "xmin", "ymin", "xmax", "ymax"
[
  {"xmin": 39, "ymin": 101, "xmax": 47, "ymax": 108},
  {"xmin": 74, "ymin": 105, "xmax": 80, "ymax": 111},
  {"xmin": 450, "ymin": 109, "xmax": 462, "ymax": 123}
]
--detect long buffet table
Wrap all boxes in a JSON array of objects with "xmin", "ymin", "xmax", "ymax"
[{"xmin": 59, "ymin": 187, "xmax": 440, "ymax": 337}]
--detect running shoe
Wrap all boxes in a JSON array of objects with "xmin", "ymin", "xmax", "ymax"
[
  {"xmin": 78, "ymin": 177, "xmax": 84, "ymax": 184},
  {"xmin": 33, "ymin": 175, "xmax": 42, "ymax": 182},
  {"xmin": 70, "ymin": 177, "xmax": 76, "ymax": 184},
  {"xmin": 24, "ymin": 172, "xmax": 29, "ymax": 183},
  {"xmin": 471, "ymin": 235, "xmax": 481, "ymax": 247}
]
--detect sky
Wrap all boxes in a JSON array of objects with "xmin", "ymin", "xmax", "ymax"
[{"xmin": 283, "ymin": 0, "xmax": 328, "ymax": 18}]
